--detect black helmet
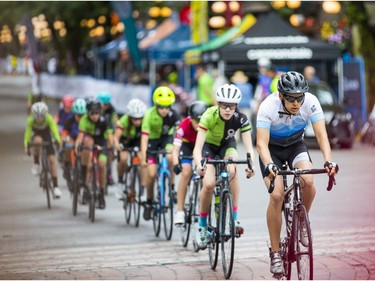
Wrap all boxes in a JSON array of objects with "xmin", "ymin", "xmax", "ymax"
[
  {"xmin": 188, "ymin": 101, "xmax": 209, "ymax": 120},
  {"xmin": 277, "ymin": 71, "xmax": 309, "ymax": 94},
  {"xmin": 85, "ymin": 96, "xmax": 102, "ymax": 112}
]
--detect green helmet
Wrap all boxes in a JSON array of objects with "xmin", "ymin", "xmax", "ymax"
[{"xmin": 72, "ymin": 98, "xmax": 87, "ymax": 115}]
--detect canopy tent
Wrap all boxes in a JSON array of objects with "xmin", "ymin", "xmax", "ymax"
[{"xmin": 201, "ymin": 12, "xmax": 341, "ymax": 88}]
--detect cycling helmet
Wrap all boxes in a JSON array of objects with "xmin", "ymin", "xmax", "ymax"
[
  {"xmin": 188, "ymin": 101, "xmax": 209, "ymax": 120},
  {"xmin": 153, "ymin": 86, "xmax": 175, "ymax": 106},
  {"xmin": 31, "ymin": 101, "xmax": 48, "ymax": 117},
  {"xmin": 62, "ymin": 95, "xmax": 74, "ymax": 107},
  {"xmin": 72, "ymin": 98, "xmax": 87, "ymax": 115},
  {"xmin": 126, "ymin": 98, "xmax": 147, "ymax": 118},
  {"xmin": 277, "ymin": 71, "xmax": 309, "ymax": 95},
  {"xmin": 215, "ymin": 84, "xmax": 242, "ymax": 104},
  {"xmin": 97, "ymin": 91, "xmax": 111, "ymax": 104},
  {"xmin": 85, "ymin": 96, "xmax": 102, "ymax": 112}
]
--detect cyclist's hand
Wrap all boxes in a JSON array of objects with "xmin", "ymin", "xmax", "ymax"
[
  {"xmin": 54, "ymin": 140, "xmax": 61, "ymax": 150},
  {"xmin": 25, "ymin": 147, "xmax": 30, "ymax": 156},
  {"xmin": 141, "ymin": 159, "xmax": 148, "ymax": 167},
  {"xmin": 196, "ymin": 164, "xmax": 206, "ymax": 177},
  {"xmin": 173, "ymin": 164, "xmax": 182, "ymax": 175},
  {"xmin": 324, "ymin": 161, "xmax": 339, "ymax": 176},
  {"xmin": 245, "ymin": 167, "xmax": 255, "ymax": 178},
  {"xmin": 265, "ymin": 163, "xmax": 280, "ymax": 179}
]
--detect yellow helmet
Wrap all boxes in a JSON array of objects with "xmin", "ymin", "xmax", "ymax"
[{"xmin": 153, "ymin": 86, "xmax": 175, "ymax": 106}]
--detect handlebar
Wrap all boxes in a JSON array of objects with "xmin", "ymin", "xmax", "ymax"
[{"xmin": 268, "ymin": 168, "xmax": 336, "ymax": 194}]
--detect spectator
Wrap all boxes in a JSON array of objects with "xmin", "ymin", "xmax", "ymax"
[
  {"xmin": 195, "ymin": 64, "xmax": 215, "ymax": 106},
  {"xmin": 303, "ymin": 65, "xmax": 320, "ymax": 84}
]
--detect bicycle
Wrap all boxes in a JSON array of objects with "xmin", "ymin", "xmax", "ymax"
[
  {"xmin": 176, "ymin": 155, "xmax": 202, "ymax": 250},
  {"xmin": 80, "ymin": 144, "xmax": 107, "ymax": 223},
  {"xmin": 28, "ymin": 141, "xmax": 56, "ymax": 209},
  {"xmin": 148, "ymin": 149, "xmax": 174, "ymax": 241},
  {"xmin": 268, "ymin": 162, "xmax": 337, "ymax": 280},
  {"xmin": 62, "ymin": 142, "xmax": 75, "ymax": 193},
  {"xmin": 119, "ymin": 145, "xmax": 143, "ymax": 227},
  {"xmin": 71, "ymin": 145, "xmax": 88, "ymax": 217},
  {"xmin": 201, "ymin": 153, "xmax": 253, "ymax": 280}
]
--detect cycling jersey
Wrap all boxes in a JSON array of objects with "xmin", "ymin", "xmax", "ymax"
[
  {"xmin": 141, "ymin": 106, "xmax": 180, "ymax": 140},
  {"xmin": 78, "ymin": 114, "xmax": 113, "ymax": 145},
  {"xmin": 62, "ymin": 116, "xmax": 80, "ymax": 140},
  {"xmin": 173, "ymin": 116, "xmax": 197, "ymax": 147},
  {"xmin": 24, "ymin": 113, "xmax": 61, "ymax": 149},
  {"xmin": 56, "ymin": 108, "xmax": 74, "ymax": 131},
  {"xmin": 102, "ymin": 104, "xmax": 118, "ymax": 126},
  {"xmin": 198, "ymin": 106, "xmax": 251, "ymax": 147},
  {"xmin": 256, "ymin": 92, "xmax": 324, "ymax": 147},
  {"xmin": 116, "ymin": 114, "xmax": 141, "ymax": 142}
]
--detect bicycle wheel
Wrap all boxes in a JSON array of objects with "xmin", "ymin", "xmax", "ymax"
[
  {"xmin": 221, "ymin": 192, "xmax": 235, "ymax": 279},
  {"xmin": 124, "ymin": 170, "xmax": 133, "ymax": 224},
  {"xmin": 45, "ymin": 172, "xmax": 51, "ymax": 209},
  {"xmin": 88, "ymin": 166, "xmax": 97, "ymax": 223},
  {"xmin": 162, "ymin": 173, "xmax": 173, "ymax": 240},
  {"xmin": 133, "ymin": 167, "xmax": 142, "ymax": 227},
  {"xmin": 294, "ymin": 205, "xmax": 313, "ymax": 280},
  {"xmin": 72, "ymin": 160, "xmax": 81, "ymax": 216},
  {"xmin": 181, "ymin": 176, "xmax": 198, "ymax": 247},
  {"xmin": 153, "ymin": 179, "xmax": 161, "ymax": 237},
  {"xmin": 281, "ymin": 208, "xmax": 292, "ymax": 279},
  {"xmin": 208, "ymin": 197, "xmax": 219, "ymax": 270}
]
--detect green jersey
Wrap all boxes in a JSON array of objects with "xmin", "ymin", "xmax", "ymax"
[
  {"xmin": 78, "ymin": 114, "xmax": 113, "ymax": 140},
  {"xmin": 141, "ymin": 107, "xmax": 180, "ymax": 140},
  {"xmin": 198, "ymin": 106, "xmax": 251, "ymax": 147},
  {"xmin": 24, "ymin": 113, "xmax": 60, "ymax": 148},
  {"xmin": 116, "ymin": 114, "xmax": 141, "ymax": 141}
]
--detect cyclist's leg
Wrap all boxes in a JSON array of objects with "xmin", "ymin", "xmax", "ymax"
[
  {"xmin": 31, "ymin": 135, "xmax": 42, "ymax": 174},
  {"xmin": 47, "ymin": 140, "xmax": 61, "ymax": 198},
  {"xmin": 117, "ymin": 149, "xmax": 129, "ymax": 184},
  {"xmin": 143, "ymin": 152, "xmax": 157, "ymax": 220},
  {"xmin": 80, "ymin": 136, "xmax": 93, "ymax": 185}
]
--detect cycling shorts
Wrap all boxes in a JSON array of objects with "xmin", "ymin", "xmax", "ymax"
[{"xmin": 259, "ymin": 141, "xmax": 312, "ymax": 178}]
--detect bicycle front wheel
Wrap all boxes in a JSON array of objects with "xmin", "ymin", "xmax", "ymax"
[
  {"xmin": 294, "ymin": 205, "xmax": 313, "ymax": 280},
  {"xmin": 133, "ymin": 167, "xmax": 142, "ymax": 227},
  {"xmin": 162, "ymin": 173, "xmax": 173, "ymax": 240},
  {"xmin": 88, "ymin": 167, "xmax": 97, "ymax": 223},
  {"xmin": 45, "ymin": 172, "xmax": 52, "ymax": 209},
  {"xmin": 153, "ymin": 180, "xmax": 161, "ymax": 237},
  {"xmin": 208, "ymin": 198, "xmax": 219, "ymax": 270},
  {"xmin": 221, "ymin": 192, "xmax": 235, "ymax": 279},
  {"xmin": 72, "ymin": 162, "xmax": 81, "ymax": 216}
]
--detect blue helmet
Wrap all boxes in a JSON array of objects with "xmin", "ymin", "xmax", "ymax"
[{"xmin": 97, "ymin": 91, "xmax": 111, "ymax": 104}]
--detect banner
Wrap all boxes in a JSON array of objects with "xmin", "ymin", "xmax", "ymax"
[{"xmin": 190, "ymin": 1, "xmax": 208, "ymax": 45}]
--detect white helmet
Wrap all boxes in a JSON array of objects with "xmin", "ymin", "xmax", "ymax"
[
  {"xmin": 215, "ymin": 84, "xmax": 242, "ymax": 104},
  {"xmin": 31, "ymin": 101, "xmax": 48, "ymax": 117},
  {"xmin": 126, "ymin": 98, "xmax": 147, "ymax": 118}
]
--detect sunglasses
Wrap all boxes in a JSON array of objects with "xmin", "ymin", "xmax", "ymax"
[
  {"xmin": 131, "ymin": 117, "xmax": 142, "ymax": 121},
  {"xmin": 157, "ymin": 105, "xmax": 171, "ymax": 110},
  {"xmin": 283, "ymin": 94, "xmax": 305, "ymax": 103},
  {"xmin": 34, "ymin": 114, "xmax": 46, "ymax": 119},
  {"xmin": 218, "ymin": 102, "xmax": 237, "ymax": 110},
  {"xmin": 89, "ymin": 111, "xmax": 100, "ymax": 115}
]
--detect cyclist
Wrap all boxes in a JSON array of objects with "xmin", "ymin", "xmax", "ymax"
[
  {"xmin": 24, "ymin": 101, "xmax": 62, "ymax": 198},
  {"xmin": 140, "ymin": 86, "xmax": 180, "ymax": 220},
  {"xmin": 256, "ymin": 71, "xmax": 338, "ymax": 275},
  {"xmin": 193, "ymin": 84, "xmax": 255, "ymax": 250},
  {"xmin": 61, "ymin": 98, "xmax": 86, "ymax": 190},
  {"xmin": 172, "ymin": 101, "xmax": 209, "ymax": 226},
  {"xmin": 74, "ymin": 97, "xmax": 114, "ymax": 209},
  {"xmin": 55, "ymin": 94, "xmax": 75, "ymax": 133},
  {"xmin": 114, "ymin": 98, "xmax": 147, "ymax": 185},
  {"xmin": 97, "ymin": 91, "xmax": 118, "ymax": 186}
]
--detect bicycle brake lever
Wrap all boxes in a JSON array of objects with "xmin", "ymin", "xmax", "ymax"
[
  {"xmin": 326, "ymin": 175, "xmax": 336, "ymax": 191},
  {"xmin": 268, "ymin": 180, "xmax": 275, "ymax": 193}
]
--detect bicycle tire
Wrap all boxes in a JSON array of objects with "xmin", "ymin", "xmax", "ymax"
[
  {"xmin": 72, "ymin": 161, "xmax": 81, "ymax": 216},
  {"xmin": 45, "ymin": 172, "xmax": 51, "ymax": 209},
  {"xmin": 181, "ymin": 176, "xmax": 199, "ymax": 247},
  {"xmin": 221, "ymin": 192, "xmax": 235, "ymax": 279},
  {"xmin": 208, "ymin": 197, "xmax": 219, "ymax": 270},
  {"xmin": 153, "ymin": 179, "xmax": 161, "ymax": 237},
  {"xmin": 133, "ymin": 167, "xmax": 142, "ymax": 227},
  {"xmin": 295, "ymin": 205, "xmax": 313, "ymax": 280},
  {"xmin": 124, "ymin": 168, "xmax": 133, "ymax": 224},
  {"xmin": 89, "ymin": 166, "xmax": 97, "ymax": 223},
  {"xmin": 162, "ymin": 173, "xmax": 173, "ymax": 240}
]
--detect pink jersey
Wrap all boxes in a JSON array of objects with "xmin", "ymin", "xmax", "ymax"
[{"xmin": 173, "ymin": 117, "xmax": 197, "ymax": 146}]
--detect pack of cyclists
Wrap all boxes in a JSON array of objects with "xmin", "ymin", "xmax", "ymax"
[{"xmin": 24, "ymin": 71, "xmax": 338, "ymax": 275}]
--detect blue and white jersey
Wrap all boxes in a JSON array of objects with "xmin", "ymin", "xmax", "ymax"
[{"xmin": 256, "ymin": 92, "xmax": 324, "ymax": 147}]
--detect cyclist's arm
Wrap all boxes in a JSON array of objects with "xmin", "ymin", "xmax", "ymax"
[
  {"xmin": 172, "ymin": 143, "xmax": 181, "ymax": 167},
  {"xmin": 193, "ymin": 129, "xmax": 206, "ymax": 170},
  {"xmin": 256, "ymin": 127, "xmax": 273, "ymax": 169},
  {"xmin": 312, "ymin": 119, "xmax": 332, "ymax": 161},
  {"xmin": 241, "ymin": 130, "xmax": 255, "ymax": 164},
  {"xmin": 47, "ymin": 114, "xmax": 61, "ymax": 144},
  {"xmin": 140, "ymin": 132, "xmax": 149, "ymax": 165},
  {"xmin": 24, "ymin": 116, "xmax": 33, "ymax": 149}
]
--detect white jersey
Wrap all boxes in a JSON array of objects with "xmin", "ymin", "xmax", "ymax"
[{"xmin": 256, "ymin": 92, "xmax": 324, "ymax": 147}]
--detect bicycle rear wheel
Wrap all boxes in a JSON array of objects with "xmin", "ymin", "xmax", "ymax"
[
  {"xmin": 181, "ymin": 177, "xmax": 199, "ymax": 247},
  {"xmin": 221, "ymin": 192, "xmax": 235, "ymax": 279},
  {"xmin": 208, "ymin": 197, "xmax": 219, "ymax": 270},
  {"xmin": 162, "ymin": 173, "xmax": 173, "ymax": 240},
  {"xmin": 295, "ymin": 205, "xmax": 313, "ymax": 280},
  {"xmin": 72, "ymin": 160, "xmax": 81, "ymax": 216}
]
